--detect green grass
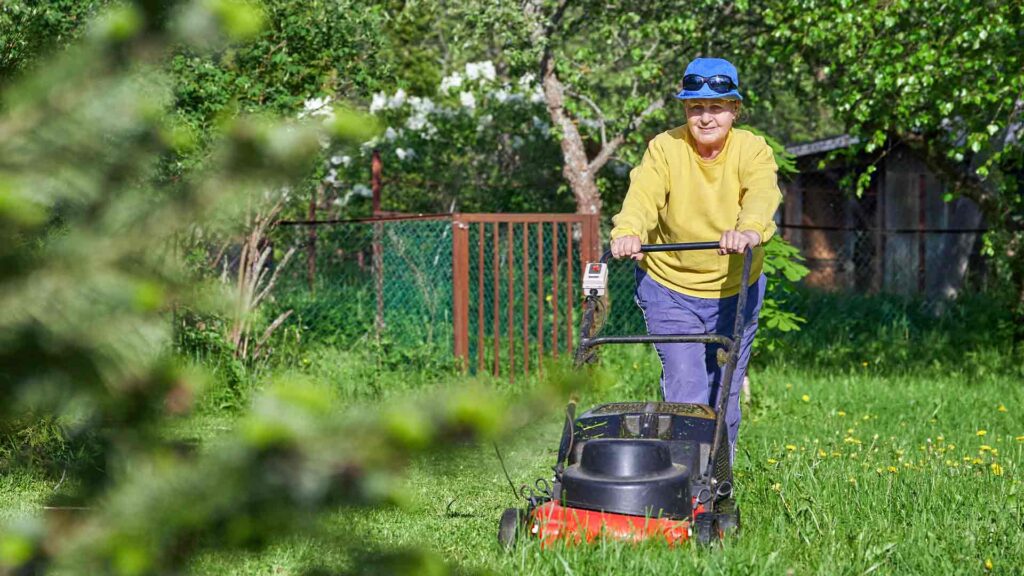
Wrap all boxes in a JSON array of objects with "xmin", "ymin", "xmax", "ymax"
[
  {"xmin": 342, "ymin": 362, "xmax": 1023, "ymax": 576},
  {"xmin": 5, "ymin": 343, "xmax": 1023, "ymax": 575}
]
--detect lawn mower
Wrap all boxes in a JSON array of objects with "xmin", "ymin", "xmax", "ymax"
[{"xmin": 497, "ymin": 242, "xmax": 752, "ymax": 548}]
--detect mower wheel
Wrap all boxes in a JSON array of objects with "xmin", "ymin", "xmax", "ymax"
[
  {"xmin": 498, "ymin": 508, "xmax": 522, "ymax": 549},
  {"xmin": 692, "ymin": 514, "xmax": 719, "ymax": 545}
]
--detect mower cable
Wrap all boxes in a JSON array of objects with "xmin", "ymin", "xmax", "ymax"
[{"xmin": 492, "ymin": 442, "xmax": 520, "ymax": 503}]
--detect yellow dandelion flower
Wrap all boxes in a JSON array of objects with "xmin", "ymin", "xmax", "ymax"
[
  {"xmin": 818, "ymin": 449, "xmax": 828, "ymax": 458},
  {"xmin": 785, "ymin": 444, "xmax": 797, "ymax": 451},
  {"xmin": 861, "ymin": 361, "xmax": 869, "ymax": 367},
  {"xmin": 1015, "ymin": 435, "xmax": 1024, "ymax": 442},
  {"xmin": 862, "ymin": 414, "xmax": 871, "ymax": 421},
  {"xmin": 785, "ymin": 383, "xmax": 793, "ymax": 390},
  {"xmin": 771, "ymin": 483, "xmax": 781, "ymax": 492},
  {"xmin": 801, "ymin": 394, "xmax": 810, "ymax": 402},
  {"xmin": 977, "ymin": 430, "xmax": 987, "ymax": 436},
  {"xmin": 831, "ymin": 451, "xmax": 842, "ymax": 457},
  {"xmin": 985, "ymin": 558, "xmax": 993, "ymax": 571},
  {"xmin": 972, "ymin": 458, "xmax": 984, "ymax": 465},
  {"xmin": 991, "ymin": 463, "xmax": 1003, "ymax": 476},
  {"xmin": 837, "ymin": 410, "xmax": 847, "ymax": 417},
  {"xmin": 997, "ymin": 404, "xmax": 1008, "ymax": 413},
  {"xmin": 888, "ymin": 466, "xmax": 898, "ymax": 473},
  {"xmin": 991, "ymin": 448, "xmax": 998, "ymax": 456},
  {"xmin": 875, "ymin": 468, "xmax": 883, "ymax": 474},
  {"xmin": 947, "ymin": 443, "xmax": 956, "ymax": 450},
  {"xmin": 767, "ymin": 458, "xmax": 778, "ymax": 464},
  {"xmin": 980, "ymin": 445, "xmax": 992, "ymax": 452},
  {"xmin": 937, "ymin": 435, "xmax": 944, "ymax": 441}
]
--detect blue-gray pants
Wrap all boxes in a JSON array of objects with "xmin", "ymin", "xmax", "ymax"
[{"xmin": 635, "ymin": 269, "xmax": 765, "ymax": 452}]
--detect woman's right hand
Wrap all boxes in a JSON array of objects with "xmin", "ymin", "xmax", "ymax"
[{"xmin": 610, "ymin": 235, "xmax": 644, "ymax": 260}]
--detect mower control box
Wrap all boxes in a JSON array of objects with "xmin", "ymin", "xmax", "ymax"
[{"xmin": 581, "ymin": 262, "xmax": 607, "ymax": 296}]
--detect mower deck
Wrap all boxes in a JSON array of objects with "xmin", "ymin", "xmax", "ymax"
[{"xmin": 528, "ymin": 500, "xmax": 706, "ymax": 547}]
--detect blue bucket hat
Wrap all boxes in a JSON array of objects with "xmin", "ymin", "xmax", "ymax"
[{"xmin": 675, "ymin": 57, "xmax": 742, "ymax": 101}]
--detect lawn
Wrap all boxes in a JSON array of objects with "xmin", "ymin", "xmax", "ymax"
[{"xmin": 3, "ymin": 345, "xmax": 1022, "ymax": 575}]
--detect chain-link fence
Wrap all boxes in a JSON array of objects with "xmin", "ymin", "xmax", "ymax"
[
  {"xmin": 270, "ymin": 217, "xmax": 455, "ymax": 357},
  {"xmin": 268, "ymin": 214, "xmax": 601, "ymax": 375}
]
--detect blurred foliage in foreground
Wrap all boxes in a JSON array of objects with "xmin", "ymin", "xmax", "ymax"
[{"xmin": 0, "ymin": 2, "xmax": 524, "ymax": 574}]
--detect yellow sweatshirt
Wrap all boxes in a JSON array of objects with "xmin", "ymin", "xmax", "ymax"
[{"xmin": 610, "ymin": 126, "xmax": 782, "ymax": 298}]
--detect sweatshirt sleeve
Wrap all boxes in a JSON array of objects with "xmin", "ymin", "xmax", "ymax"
[
  {"xmin": 610, "ymin": 137, "xmax": 670, "ymax": 240},
  {"xmin": 736, "ymin": 137, "xmax": 783, "ymax": 243}
]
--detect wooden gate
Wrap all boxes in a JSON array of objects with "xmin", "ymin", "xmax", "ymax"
[{"xmin": 451, "ymin": 213, "xmax": 601, "ymax": 379}]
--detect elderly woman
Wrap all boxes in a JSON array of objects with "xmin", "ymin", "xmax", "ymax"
[{"xmin": 609, "ymin": 57, "xmax": 782, "ymax": 456}]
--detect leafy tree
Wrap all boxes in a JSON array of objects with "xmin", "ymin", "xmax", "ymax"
[
  {"xmin": 763, "ymin": 0, "xmax": 1024, "ymax": 332},
  {"xmin": 0, "ymin": 0, "xmax": 107, "ymax": 85},
  {"xmin": 0, "ymin": 2, "xmax": 510, "ymax": 574},
  {"xmin": 434, "ymin": 1, "xmax": 793, "ymax": 215}
]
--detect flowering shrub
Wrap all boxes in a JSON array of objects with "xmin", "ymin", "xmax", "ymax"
[{"xmin": 317, "ymin": 61, "xmax": 570, "ymax": 215}]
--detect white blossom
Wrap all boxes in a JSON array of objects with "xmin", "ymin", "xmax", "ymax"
[
  {"xmin": 352, "ymin": 184, "xmax": 372, "ymax": 197},
  {"xmin": 518, "ymin": 73, "xmax": 535, "ymax": 89},
  {"xmin": 388, "ymin": 88, "xmax": 407, "ymax": 109},
  {"xmin": 384, "ymin": 127, "xmax": 399, "ymax": 141},
  {"xmin": 465, "ymin": 61, "xmax": 496, "ymax": 82},
  {"xmin": 301, "ymin": 96, "xmax": 334, "ymax": 119},
  {"xmin": 406, "ymin": 113, "xmax": 431, "ymax": 132},
  {"xmin": 405, "ymin": 96, "xmax": 436, "ymax": 132},
  {"xmin": 529, "ymin": 84, "xmax": 545, "ymax": 104},
  {"xmin": 395, "ymin": 147, "xmax": 416, "ymax": 161},
  {"xmin": 459, "ymin": 91, "xmax": 476, "ymax": 111},
  {"xmin": 369, "ymin": 92, "xmax": 387, "ymax": 114},
  {"xmin": 440, "ymin": 72, "xmax": 464, "ymax": 92},
  {"xmin": 493, "ymin": 88, "xmax": 510, "ymax": 103},
  {"xmin": 408, "ymin": 96, "xmax": 436, "ymax": 115}
]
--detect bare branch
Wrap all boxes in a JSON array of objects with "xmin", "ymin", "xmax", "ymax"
[
  {"xmin": 253, "ymin": 309, "xmax": 294, "ymax": 358},
  {"xmin": 566, "ymin": 89, "xmax": 607, "ymax": 146},
  {"xmin": 589, "ymin": 96, "xmax": 668, "ymax": 173}
]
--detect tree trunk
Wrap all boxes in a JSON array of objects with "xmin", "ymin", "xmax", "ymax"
[{"xmin": 539, "ymin": 58, "xmax": 601, "ymax": 215}]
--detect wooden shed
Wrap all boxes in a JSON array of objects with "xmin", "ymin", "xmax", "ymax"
[{"xmin": 779, "ymin": 135, "xmax": 985, "ymax": 298}]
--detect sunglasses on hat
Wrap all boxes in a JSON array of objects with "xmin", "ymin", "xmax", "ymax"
[{"xmin": 682, "ymin": 74, "xmax": 737, "ymax": 94}]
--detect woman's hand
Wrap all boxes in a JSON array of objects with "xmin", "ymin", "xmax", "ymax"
[
  {"xmin": 718, "ymin": 230, "xmax": 761, "ymax": 255},
  {"xmin": 611, "ymin": 235, "xmax": 644, "ymax": 260}
]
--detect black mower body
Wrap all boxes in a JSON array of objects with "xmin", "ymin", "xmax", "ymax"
[{"xmin": 557, "ymin": 402, "xmax": 718, "ymax": 519}]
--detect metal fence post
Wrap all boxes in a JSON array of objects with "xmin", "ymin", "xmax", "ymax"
[{"xmin": 452, "ymin": 216, "xmax": 470, "ymax": 371}]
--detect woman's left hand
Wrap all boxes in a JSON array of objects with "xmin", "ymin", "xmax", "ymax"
[{"xmin": 718, "ymin": 230, "xmax": 761, "ymax": 254}]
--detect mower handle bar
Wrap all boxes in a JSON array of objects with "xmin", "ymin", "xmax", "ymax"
[{"xmin": 599, "ymin": 241, "xmax": 721, "ymax": 264}]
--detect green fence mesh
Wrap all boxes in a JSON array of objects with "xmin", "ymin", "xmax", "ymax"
[{"xmin": 270, "ymin": 219, "xmax": 454, "ymax": 360}]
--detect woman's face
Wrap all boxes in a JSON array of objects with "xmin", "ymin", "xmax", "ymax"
[{"xmin": 685, "ymin": 99, "xmax": 738, "ymax": 151}]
